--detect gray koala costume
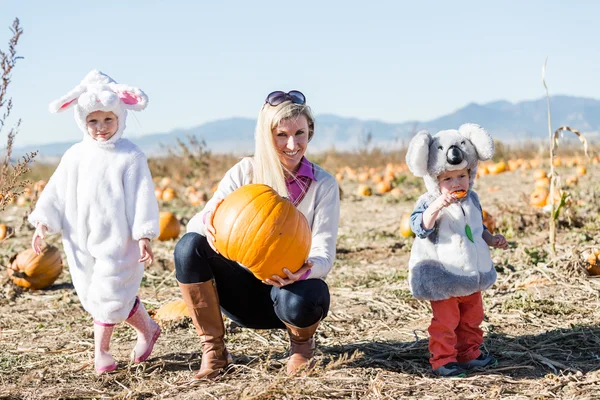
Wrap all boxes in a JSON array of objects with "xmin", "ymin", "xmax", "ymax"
[{"xmin": 405, "ymin": 123, "xmax": 496, "ymax": 301}]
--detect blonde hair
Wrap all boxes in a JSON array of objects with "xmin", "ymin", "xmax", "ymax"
[{"xmin": 252, "ymin": 100, "xmax": 315, "ymax": 197}]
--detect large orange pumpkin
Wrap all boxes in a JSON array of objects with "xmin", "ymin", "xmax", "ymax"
[
  {"xmin": 158, "ymin": 211, "xmax": 181, "ymax": 241},
  {"xmin": 212, "ymin": 184, "xmax": 312, "ymax": 280},
  {"xmin": 7, "ymin": 245, "xmax": 63, "ymax": 290}
]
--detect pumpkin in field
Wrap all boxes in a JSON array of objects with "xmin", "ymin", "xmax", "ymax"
[
  {"xmin": 212, "ymin": 184, "xmax": 312, "ymax": 280},
  {"xmin": 0, "ymin": 224, "xmax": 10, "ymax": 240},
  {"xmin": 158, "ymin": 211, "xmax": 181, "ymax": 241},
  {"xmin": 565, "ymin": 175, "xmax": 578, "ymax": 186},
  {"xmin": 533, "ymin": 169, "xmax": 547, "ymax": 180},
  {"xmin": 153, "ymin": 299, "xmax": 190, "ymax": 322},
  {"xmin": 7, "ymin": 245, "xmax": 63, "ymax": 290},
  {"xmin": 576, "ymin": 166, "xmax": 587, "ymax": 176},
  {"xmin": 530, "ymin": 188, "xmax": 549, "ymax": 208},
  {"xmin": 482, "ymin": 210, "xmax": 496, "ymax": 234},
  {"xmin": 487, "ymin": 161, "xmax": 506, "ymax": 175},
  {"xmin": 161, "ymin": 187, "xmax": 177, "ymax": 202},
  {"xmin": 376, "ymin": 181, "xmax": 392, "ymax": 194},
  {"xmin": 399, "ymin": 213, "xmax": 415, "ymax": 238},
  {"xmin": 357, "ymin": 184, "xmax": 372, "ymax": 196},
  {"xmin": 584, "ymin": 249, "xmax": 600, "ymax": 276}
]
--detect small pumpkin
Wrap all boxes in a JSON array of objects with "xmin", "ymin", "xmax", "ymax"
[
  {"xmin": 399, "ymin": 213, "xmax": 415, "ymax": 238},
  {"xmin": 576, "ymin": 165, "xmax": 587, "ymax": 176},
  {"xmin": 212, "ymin": 184, "xmax": 312, "ymax": 281},
  {"xmin": 565, "ymin": 175, "xmax": 578, "ymax": 186},
  {"xmin": 158, "ymin": 211, "xmax": 181, "ymax": 241},
  {"xmin": 487, "ymin": 161, "xmax": 506, "ymax": 175},
  {"xmin": 585, "ymin": 249, "xmax": 600, "ymax": 276},
  {"xmin": 161, "ymin": 188, "xmax": 177, "ymax": 202},
  {"xmin": 0, "ymin": 224, "xmax": 11, "ymax": 240},
  {"xmin": 153, "ymin": 299, "xmax": 190, "ymax": 322},
  {"xmin": 357, "ymin": 185, "xmax": 372, "ymax": 196},
  {"xmin": 533, "ymin": 169, "xmax": 547, "ymax": 180},
  {"xmin": 7, "ymin": 245, "xmax": 63, "ymax": 290},
  {"xmin": 482, "ymin": 210, "xmax": 496, "ymax": 234},
  {"xmin": 530, "ymin": 188, "xmax": 549, "ymax": 208},
  {"xmin": 534, "ymin": 177, "xmax": 550, "ymax": 188},
  {"xmin": 376, "ymin": 181, "xmax": 392, "ymax": 194}
]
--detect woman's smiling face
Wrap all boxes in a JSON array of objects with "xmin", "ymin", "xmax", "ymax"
[{"xmin": 272, "ymin": 114, "xmax": 309, "ymax": 174}]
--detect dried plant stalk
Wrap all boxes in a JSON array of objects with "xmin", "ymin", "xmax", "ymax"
[
  {"xmin": 0, "ymin": 18, "xmax": 37, "ymax": 211},
  {"xmin": 542, "ymin": 58, "xmax": 589, "ymax": 254}
]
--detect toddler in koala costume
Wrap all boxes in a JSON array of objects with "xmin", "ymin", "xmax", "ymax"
[
  {"xmin": 405, "ymin": 123, "xmax": 508, "ymax": 377},
  {"xmin": 28, "ymin": 70, "xmax": 161, "ymax": 374}
]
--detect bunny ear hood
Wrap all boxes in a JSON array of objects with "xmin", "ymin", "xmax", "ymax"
[{"xmin": 49, "ymin": 70, "xmax": 149, "ymax": 149}]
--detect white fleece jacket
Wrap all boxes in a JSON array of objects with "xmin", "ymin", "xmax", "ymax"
[
  {"xmin": 29, "ymin": 138, "xmax": 159, "ymax": 323},
  {"xmin": 187, "ymin": 157, "xmax": 340, "ymax": 280}
]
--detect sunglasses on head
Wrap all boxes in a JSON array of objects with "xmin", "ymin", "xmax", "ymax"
[{"xmin": 265, "ymin": 90, "xmax": 306, "ymax": 106}]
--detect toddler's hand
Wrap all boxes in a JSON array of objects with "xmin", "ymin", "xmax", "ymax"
[
  {"xmin": 432, "ymin": 192, "xmax": 457, "ymax": 212},
  {"xmin": 205, "ymin": 198, "xmax": 224, "ymax": 254},
  {"xmin": 138, "ymin": 238, "xmax": 154, "ymax": 265},
  {"xmin": 491, "ymin": 234, "xmax": 508, "ymax": 249},
  {"xmin": 32, "ymin": 223, "xmax": 48, "ymax": 255}
]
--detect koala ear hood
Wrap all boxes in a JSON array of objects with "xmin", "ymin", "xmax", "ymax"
[
  {"xmin": 458, "ymin": 123, "xmax": 494, "ymax": 161},
  {"xmin": 406, "ymin": 130, "xmax": 432, "ymax": 177}
]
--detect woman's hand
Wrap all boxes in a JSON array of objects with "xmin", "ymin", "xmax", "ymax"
[
  {"xmin": 138, "ymin": 238, "xmax": 155, "ymax": 265},
  {"xmin": 31, "ymin": 223, "xmax": 48, "ymax": 255},
  {"xmin": 205, "ymin": 198, "xmax": 224, "ymax": 254},
  {"xmin": 263, "ymin": 260, "xmax": 313, "ymax": 288}
]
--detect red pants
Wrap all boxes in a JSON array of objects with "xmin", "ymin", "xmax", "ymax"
[{"xmin": 428, "ymin": 291, "xmax": 484, "ymax": 370}]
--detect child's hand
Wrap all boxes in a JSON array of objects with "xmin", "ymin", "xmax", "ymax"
[
  {"xmin": 205, "ymin": 198, "xmax": 224, "ymax": 254},
  {"xmin": 431, "ymin": 192, "xmax": 458, "ymax": 212},
  {"xmin": 490, "ymin": 234, "xmax": 509, "ymax": 249},
  {"xmin": 31, "ymin": 223, "xmax": 48, "ymax": 255},
  {"xmin": 138, "ymin": 238, "xmax": 154, "ymax": 265}
]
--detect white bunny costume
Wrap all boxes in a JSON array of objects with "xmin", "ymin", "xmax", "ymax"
[{"xmin": 29, "ymin": 70, "xmax": 159, "ymax": 324}]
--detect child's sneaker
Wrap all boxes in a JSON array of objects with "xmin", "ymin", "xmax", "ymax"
[
  {"xmin": 432, "ymin": 362, "xmax": 468, "ymax": 377},
  {"xmin": 457, "ymin": 353, "xmax": 497, "ymax": 370}
]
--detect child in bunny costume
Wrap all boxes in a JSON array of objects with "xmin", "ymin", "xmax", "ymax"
[
  {"xmin": 28, "ymin": 70, "xmax": 161, "ymax": 374},
  {"xmin": 405, "ymin": 123, "xmax": 508, "ymax": 377}
]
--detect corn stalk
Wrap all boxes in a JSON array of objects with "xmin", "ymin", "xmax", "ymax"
[{"xmin": 542, "ymin": 58, "xmax": 589, "ymax": 254}]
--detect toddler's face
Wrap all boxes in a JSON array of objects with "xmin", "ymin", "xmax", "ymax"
[
  {"xmin": 438, "ymin": 168, "xmax": 469, "ymax": 195},
  {"xmin": 86, "ymin": 111, "xmax": 118, "ymax": 142}
]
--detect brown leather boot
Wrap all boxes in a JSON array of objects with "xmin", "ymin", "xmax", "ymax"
[
  {"xmin": 178, "ymin": 280, "xmax": 232, "ymax": 380},
  {"xmin": 283, "ymin": 320, "xmax": 320, "ymax": 375}
]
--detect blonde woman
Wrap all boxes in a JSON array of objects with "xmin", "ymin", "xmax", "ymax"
[{"xmin": 174, "ymin": 91, "xmax": 340, "ymax": 379}]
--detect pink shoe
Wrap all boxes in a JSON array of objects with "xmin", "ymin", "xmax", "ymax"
[
  {"xmin": 125, "ymin": 298, "xmax": 161, "ymax": 362},
  {"xmin": 94, "ymin": 322, "xmax": 117, "ymax": 374}
]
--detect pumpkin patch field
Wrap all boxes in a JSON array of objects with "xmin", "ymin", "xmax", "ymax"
[{"xmin": 0, "ymin": 149, "xmax": 599, "ymax": 399}]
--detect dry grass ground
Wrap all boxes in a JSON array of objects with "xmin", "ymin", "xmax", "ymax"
[{"xmin": 0, "ymin": 156, "xmax": 599, "ymax": 399}]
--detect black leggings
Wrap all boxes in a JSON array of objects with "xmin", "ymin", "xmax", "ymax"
[{"xmin": 174, "ymin": 232, "xmax": 330, "ymax": 329}]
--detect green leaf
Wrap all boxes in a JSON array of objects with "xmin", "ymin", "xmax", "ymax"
[{"xmin": 465, "ymin": 224, "xmax": 474, "ymax": 243}]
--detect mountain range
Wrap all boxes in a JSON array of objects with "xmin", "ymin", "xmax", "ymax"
[{"xmin": 15, "ymin": 95, "xmax": 600, "ymax": 159}]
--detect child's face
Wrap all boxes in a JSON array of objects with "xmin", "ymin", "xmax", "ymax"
[
  {"xmin": 86, "ymin": 111, "xmax": 118, "ymax": 142},
  {"xmin": 438, "ymin": 168, "xmax": 469, "ymax": 195}
]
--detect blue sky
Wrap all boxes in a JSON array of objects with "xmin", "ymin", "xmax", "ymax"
[{"xmin": 2, "ymin": 0, "xmax": 599, "ymax": 146}]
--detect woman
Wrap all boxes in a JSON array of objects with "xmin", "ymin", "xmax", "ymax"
[{"xmin": 174, "ymin": 90, "xmax": 341, "ymax": 379}]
